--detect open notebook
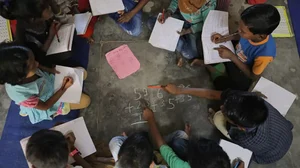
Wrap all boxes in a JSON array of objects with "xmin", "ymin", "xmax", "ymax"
[
  {"xmin": 149, "ymin": 14, "xmax": 184, "ymax": 52},
  {"xmin": 20, "ymin": 117, "xmax": 96, "ymax": 168},
  {"xmin": 220, "ymin": 139, "xmax": 253, "ymax": 168},
  {"xmin": 74, "ymin": 12, "xmax": 93, "ymax": 35},
  {"xmin": 252, "ymin": 77, "xmax": 296, "ymax": 116},
  {"xmin": 89, "ymin": 0, "xmax": 125, "ymax": 16},
  {"xmin": 272, "ymin": 6, "xmax": 294, "ymax": 38},
  {"xmin": 0, "ymin": 16, "xmax": 12, "ymax": 42},
  {"xmin": 46, "ymin": 23, "xmax": 75, "ymax": 56},
  {"xmin": 54, "ymin": 66, "xmax": 84, "ymax": 104},
  {"xmin": 202, "ymin": 10, "xmax": 234, "ymax": 64}
]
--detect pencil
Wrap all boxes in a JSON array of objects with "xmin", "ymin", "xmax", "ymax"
[
  {"xmin": 148, "ymin": 85, "xmax": 163, "ymax": 89},
  {"xmin": 162, "ymin": 9, "xmax": 165, "ymax": 21},
  {"xmin": 54, "ymin": 24, "xmax": 60, "ymax": 43},
  {"xmin": 219, "ymin": 31, "xmax": 239, "ymax": 41}
]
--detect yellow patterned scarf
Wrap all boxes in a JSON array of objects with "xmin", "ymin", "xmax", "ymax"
[{"xmin": 178, "ymin": 0, "xmax": 207, "ymax": 13}]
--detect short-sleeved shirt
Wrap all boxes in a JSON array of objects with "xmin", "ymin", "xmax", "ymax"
[
  {"xmin": 168, "ymin": 0, "xmax": 217, "ymax": 33},
  {"xmin": 235, "ymin": 35, "xmax": 276, "ymax": 75},
  {"xmin": 160, "ymin": 145, "xmax": 190, "ymax": 168},
  {"xmin": 221, "ymin": 89, "xmax": 293, "ymax": 164},
  {"xmin": 5, "ymin": 69, "xmax": 70, "ymax": 124}
]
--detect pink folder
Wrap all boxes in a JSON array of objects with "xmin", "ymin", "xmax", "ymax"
[{"xmin": 105, "ymin": 45, "xmax": 140, "ymax": 79}]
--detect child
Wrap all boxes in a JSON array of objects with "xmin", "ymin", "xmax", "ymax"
[
  {"xmin": 109, "ymin": 132, "xmax": 167, "ymax": 168},
  {"xmin": 153, "ymin": 0, "xmax": 217, "ymax": 67},
  {"xmin": 207, "ymin": 4, "xmax": 280, "ymax": 91},
  {"xmin": 26, "ymin": 129, "xmax": 93, "ymax": 168},
  {"xmin": 109, "ymin": 0, "xmax": 149, "ymax": 37},
  {"xmin": 142, "ymin": 107, "xmax": 240, "ymax": 168},
  {"xmin": 0, "ymin": 42, "xmax": 90, "ymax": 124},
  {"xmin": 162, "ymin": 84, "xmax": 293, "ymax": 164}
]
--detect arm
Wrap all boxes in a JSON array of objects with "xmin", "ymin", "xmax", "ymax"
[
  {"xmin": 41, "ymin": 22, "xmax": 61, "ymax": 52},
  {"xmin": 230, "ymin": 56, "xmax": 259, "ymax": 80},
  {"xmin": 38, "ymin": 65, "xmax": 59, "ymax": 74},
  {"xmin": 129, "ymin": 0, "xmax": 149, "ymax": 16},
  {"xmin": 35, "ymin": 77, "xmax": 73, "ymax": 110},
  {"xmin": 163, "ymin": 84, "xmax": 222, "ymax": 100},
  {"xmin": 73, "ymin": 153, "xmax": 93, "ymax": 168},
  {"xmin": 167, "ymin": 0, "xmax": 179, "ymax": 14},
  {"xmin": 143, "ymin": 108, "xmax": 190, "ymax": 168}
]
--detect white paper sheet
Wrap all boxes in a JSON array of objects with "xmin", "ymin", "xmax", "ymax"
[
  {"xmin": 220, "ymin": 139, "xmax": 252, "ymax": 168},
  {"xmin": 74, "ymin": 12, "xmax": 92, "ymax": 35},
  {"xmin": 149, "ymin": 14, "xmax": 184, "ymax": 52},
  {"xmin": 54, "ymin": 66, "xmax": 84, "ymax": 104},
  {"xmin": 272, "ymin": 6, "xmax": 294, "ymax": 37},
  {"xmin": 89, "ymin": 0, "xmax": 125, "ymax": 16},
  {"xmin": 20, "ymin": 117, "xmax": 96, "ymax": 168},
  {"xmin": 202, "ymin": 10, "xmax": 235, "ymax": 64},
  {"xmin": 252, "ymin": 77, "xmax": 296, "ymax": 116},
  {"xmin": 46, "ymin": 24, "xmax": 75, "ymax": 56}
]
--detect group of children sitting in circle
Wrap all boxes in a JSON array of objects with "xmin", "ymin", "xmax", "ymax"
[{"xmin": 0, "ymin": 0, "xmax": 294, "ymax": 168}]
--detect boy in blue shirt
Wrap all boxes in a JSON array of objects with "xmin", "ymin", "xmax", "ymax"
[{"xmin": 197, "ymin": 4, "xmax": 280, "ymax": 91}]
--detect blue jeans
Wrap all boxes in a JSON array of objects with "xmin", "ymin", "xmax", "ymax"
[
  {"xmin": 109, "ymin": 130, "xmax": 189, "ymax": 162},
  {"xmin": 147, "ymin": 13, "xmax": 200, "ymax": 60},
  {"xmin": 109, "ymin": 0, "xmax": 142, "ymax": 36}
]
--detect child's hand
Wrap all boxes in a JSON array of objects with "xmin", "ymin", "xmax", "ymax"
[
  {"xmin": 232, "ymin": 158, "xmax": 245, "ymax": 168},
  {"xmin": 162, "ymin": 84, "xmax": 182, "ymax": 95},
  {"xmin": 62, "ymin": 77, "xmax": 74, "ymax": 90},
  {"xmin": 118, "ymin": 12, "xmax": 134, "ymax": 23},
  {"xmin": 65, "ymin": 132, "xmax": 76, "ymax": 150},
  {"xmin": 49, "ymin": 21, "xmax": 62, "ymax": 38},
  {"xmin": 214, "ymin": 45, "xmax": 235, "ymax": 59},
  {"xmin": 177, "ymin": 28, "xmax": 192, "ymax": 36},
  {"xmin": 158, "ymin": 10, "xmax": 171, "ymax": 24},
  {"xmin": 143, "ymin": 107, "xmax": 155, "ymax": 121},
  {"xmin": 211, "ymin": 33, "xmax": 224, "ymax": 44}
]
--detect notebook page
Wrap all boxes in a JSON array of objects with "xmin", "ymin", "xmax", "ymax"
[
  {"xmin": 68, "ymin": 24, "xmax": 75, "ymax": 51},
  {"xmin": 220, "ymin": 139, "xmax": 252, "ymax": 168},
  {"xmin": 149, "ymin": 14, "xmax": 184, "ymax": 52},
  {"xmin": 202, "ymin": 10, "xmax": 234, "ymax": 64},
  {"xmin": 252, "ymin": 77, "xmax": 296, "ymax": 116},
  {"xmin": 89, "ymin": 0, "xmax": 125, "ymax": 16},
  {"xmin": 74, "ymin": 12, "xmax": 92, "ymax": 35},
  {"xmin": 272, "ymin": 6, "xmax": 294, "ymax": 37},
  {"xmin": 54, "ymin": 66, "xmax": 83, "ymax": 103},
  {"xmin": 0, "ymin": 16, "xmax": 12, "ymax": 42},
  {"xmin": 46, "ymin": 24, "xmax": 74, "ymax": 55}
]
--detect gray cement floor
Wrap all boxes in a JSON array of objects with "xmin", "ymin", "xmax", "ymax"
[{"xmin": 0, "ymin": 0, "xmax": 300, "ymax": 168}]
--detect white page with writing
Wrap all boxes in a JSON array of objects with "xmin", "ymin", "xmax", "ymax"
[
  {"xmin": 74, "ymin": 12, "xmax": 92, "ymax": 35},
  {"xmin": 149, "ymin": 14, "xmax": 184, "ymax": 52},
  {"xmin": 20, "ymin": 117, "xmax": 96, "ymax": 167},
  {"xmin": 46, "ymin": 24, "xmax": 75, "ymax": 55},
  {"xmin": 0, "ymin": 16, "xmax": 11, "ymax": 42},
  {"xmin": 202, "ymin": 10, "xmax": 234, "ymax": 64},
  {"xmin": 272, "ymin": 6, "xmax": 293, "ymax": 37},
  {"xmin": 54, "ymin": 66, "xmax": 83, "ymax": 104},
  {"xmin": 252, "ymin": 77, "xmax": 296, "ymax": 116},
  {"xmin": 220, "ymin": 139, "xmax": 252, "ymax": 168},
  {"xmin": 89, "ymin": 0, "xmax": 124, "ymax": 16}
]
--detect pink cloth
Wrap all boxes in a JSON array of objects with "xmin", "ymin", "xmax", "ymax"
[
  {"xmin": 106, "ymin": 45, "xmax": 140, "ymax": 79},
  {"xmin": 19, "ymin": 96, "xmax": 39, "ymax": 107}
]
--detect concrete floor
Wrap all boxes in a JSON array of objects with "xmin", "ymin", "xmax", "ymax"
[{"xmin": 0, "ymin": 0, "xmax": 300, "ymax": 168}]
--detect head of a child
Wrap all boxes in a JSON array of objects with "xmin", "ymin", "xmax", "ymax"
[
  {"xmin": 238, "ymin": 4, "xmax": 280, "ymax": 42},
  {"xmin": 116, "ymin": 132, "xmax": 154, "ymax": 168},
  {"xmin": 0, "ymin": 0, "xmax": 53, "ymax": 21},
  {"xmin": 26, "ymin": 129, "xmax": 69, "ymax": 168},
  {"xmin": 221, "ymin": 94, "xmax": 268, "ymax": 129},
  {"xmin": 188, "ymin": 138, "xmax": 230, "ymax": 168},
  {"xmin": 0, "ymin": 43, "xmax": 39, "ymax": 85}
]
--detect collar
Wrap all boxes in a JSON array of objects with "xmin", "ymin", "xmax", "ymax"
[{"xmin": 249, "ymin": 35, "xmax": 269, "ymax": 46}]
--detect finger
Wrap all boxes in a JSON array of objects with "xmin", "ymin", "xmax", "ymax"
[
  {"xmin": 213, "ymin": 47, "xmax": 221, "ymax": 50},
  {"xmin": 177, "ymin": 31, "xmax": 182, "ymax": 35},
  {"xmin": 219, "ymin": 45, "xmax": 227, "ymax": 49}
]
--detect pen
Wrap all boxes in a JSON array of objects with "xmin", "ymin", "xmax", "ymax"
[
  {"xmin": 54, "ymin": 23, "xmax": 60, "ymax": 43},
  {"xmin": 162, "ymin": 9, "xmax": 165, "ymax": 21},
  {"xmin": 234, "ymin": 161, "xmax": 240, "ymax": 168}
]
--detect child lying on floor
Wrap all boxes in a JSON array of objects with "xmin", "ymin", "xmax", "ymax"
[{"xmin": 0, "ymin": 42, "xmax": 90, "ymax": 124}]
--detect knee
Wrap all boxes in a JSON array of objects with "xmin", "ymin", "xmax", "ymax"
[
  {"xmin": 81, "ymin": 94, "xmax": 91, "ymax": 108},
  {"xmin": 126, "ymin": 25, "xmax": 142, "ymax": 36},
  {"xmin": 173, "ymin": 130, "xmax": 189, "ymax": 140}
]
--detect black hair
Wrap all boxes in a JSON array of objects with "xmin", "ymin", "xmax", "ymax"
[
  {"xmin": 117, "ymin": 132, "xmax": 154, "ymax": 168},
  {"xmin": 241, "ymin": 4, "xmax": 280, "ymax": 35},
  {"xmin": 0, "ymin": 42, "xmax": 31, "ymax": 85},
  {"xmin": 26, "ymin": 129, "xmax": 69, "ymax": 168},
  {"xmin": 188, "ymin": 138, "xmax": 231, "ymax": 168},
  {"xmin": 223, "ymin": 94, "xmax": 268, "ymax": 128},
  {"xmin": 0, "ymin": 0, "xmax": 51, "ymax": 20}
]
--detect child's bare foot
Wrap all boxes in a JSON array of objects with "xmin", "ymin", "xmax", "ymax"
[
  {"xmin": 184, "ymin": 123, "xmax": 191, "ymax": 137},
  {"xmin": 87, "ymin": 37, "xmax": 95, "ymax": 44},
  {"xmin": 191, "ymin": 59, "xmax": 204, "ymax": 66},
  {"xmin": 208, "ymin": 108, "xmax": 216, "ymax": 125},
  {"xmin": 177, "ymin": 57, "xmax": 184, "ymax": 67}
]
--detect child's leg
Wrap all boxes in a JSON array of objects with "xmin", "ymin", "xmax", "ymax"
[
  {"xmin": 179, "ymin": 33, "xmax": 199, "ymax": 60},
  {"xmin": 109, "ymin": 136, "xmax": 128, "ymax": 162},
  {"xmin": 109, "ymin": 0, "xmax": 142, "ymax": 36},
  {"xmin": 164, "ymin": 129, "xmax": 189, "ymax": 161},
  {"xmin": 224, "ymin": 62, "xmax": 252, "ymax": 91},
  {"xmin": 70, "ymin": 93, "xmax": 91, "ymax": 110}
]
